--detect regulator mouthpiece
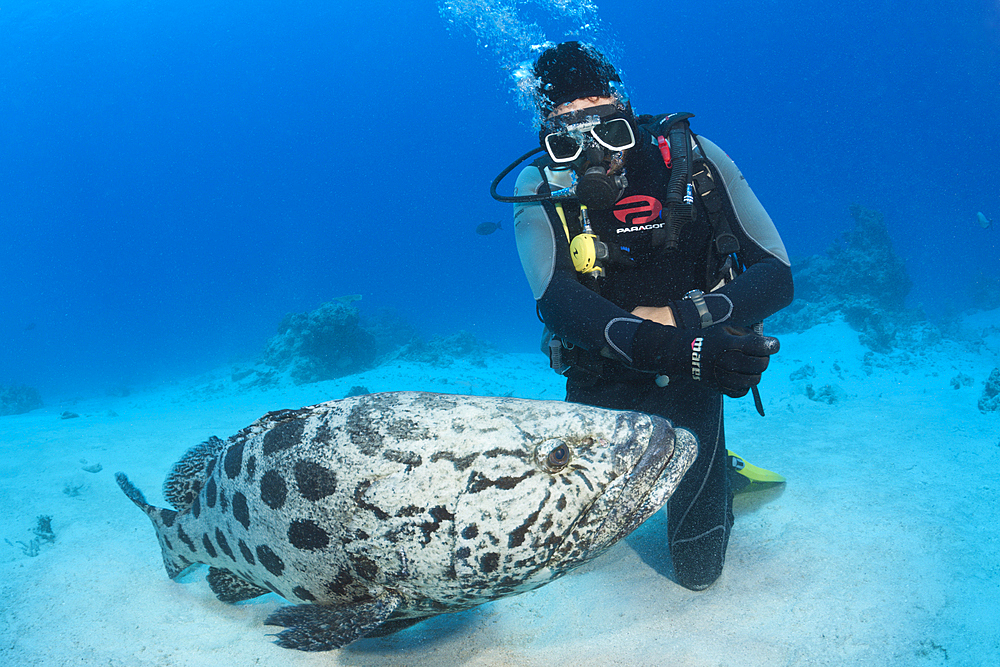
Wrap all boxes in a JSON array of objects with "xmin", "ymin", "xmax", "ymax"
[{"xmin": 577, "ymin": 166, "xmax": 626, "ymax": 210}]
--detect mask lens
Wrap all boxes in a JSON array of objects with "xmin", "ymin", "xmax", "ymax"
[
  {"xmin": 592, "ymin": 118, "xmax": 635, "ymax": 151},
  {"xmin": 544, "ymin": 133, "xmax": 584, "ymax": 163}
]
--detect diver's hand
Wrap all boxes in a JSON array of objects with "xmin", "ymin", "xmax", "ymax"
[
  {"xmin": 631, "ymin": 305, "xmax": 676, "ymax": 327},
  {"xmin": 631, "ymin": 321, "xmax": 780, "ymax": 398}
]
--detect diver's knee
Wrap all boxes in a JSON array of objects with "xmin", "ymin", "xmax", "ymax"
[
  {"xmin": 669, "ymin": 531, "xmax": 727, "ymax": 591},
  {"xmin": 674, "ymin": 564, "xmax": 724, "ymax": 591}
]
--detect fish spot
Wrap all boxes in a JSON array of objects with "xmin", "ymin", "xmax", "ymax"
[
  {"xmin": 177, "ymin": 524, "xmax": 196, "ymax": 553},
  {"xmin": 293, "ymin": 586, "xmax": 316, "ymax": 602},
  {"xmin": 263, "ymin": 418, "xmax": 305, "ymax": 456},
  {"xmin": 260, "ymin": 470, "xmax": 287, "ymax": 510},
  {"xmin": 509, "ymin": 509, "xmax": 540, "ymax": 548},
  {"xmin": 461, "ymin": 524, "xmax": 479, "ymax": 540},
  {"xmin": 556, "ymin": 494, "xmax": 567, "ymax": 511},
  {"xmin": 238, "ymin": 539, "xmax": 255, "ymax": 565},
  {"xmin": 162, "ymin": 535, "xmax": 173, "ymax": 551},
  {"xmin": 205, "ymin": 457, "xmax": 217, "ymax": 477},
  {"xmin": 160, "ymin": 508, "xmax": 177, "ymax": 527},
  {"xmin": 311, "ymin": 421, "xmax": 332, "ymax": 446},
  {"xmin": 480, "ymin": 552, "xmax": 500, "ymax": 574},
  {"xmin": 205, "ymin": 478, "xmax": 217, "ymax": 508},
  {"xmin": 456, "ymin": 546, "xmax": 471, "ymax": 560},
  {"xmin": 419, "ymin": 505, "xmax": 455, "ymax": 545},
  {"xmin": 219, "ymin": 488, "xmax": 228, "ymax": 512},
  {"xmin": 224, "ymin": 442, "xmax": 245, "ymax": 479},
  {"xmin": 287, "ymin": 519, "xmax": 330, "ymax": 550},
  {"xmin": 466, "ymin": 470, "xmax": 533, "ymax": 494},
  {"xmin": 483, "ymin": 447, "xmax": 528, "ymax": 460},
  {"xmin": 256, "ymin": 544, "xmax": 285, "ymax": 577},
  {"xmin": 245, "ymin": 455, "xmax": 256, "ymax": 481},
  {"xmin": 384, "ymin": 449, "xmax": 423, "ymax": 471},
  {"xmin": 215, "ymin": 528, "xmax": 235, "ymax": 561},
  {"xmin": 346, "ymin": 404, "xmax": 387, "ymax": 454},
  {"xmin": 232, "ymin": 492, "xmax": 250, "ymax": 530},
  {"xmin": 396, "ymin": 505, "xmax": 423, "ymax": 518},
  {"xmin": 353, "ymin": 480, "xmax": 389, "ymax": 520},
  {"xmin": 350, "ymin": 554, "xmax": 378, "ymax": 581},
  {"xmin": 430, "ymin": 451, "xmax": 479, "ymax": 471},
  {"xmin": 324, "ymin": 570, "xmax": 353, "ymax": 597},
  {"xmin": 202, "ymin": 534, "xmax": 218, "ymax": 559},
  {"xmin": 295, "ymin": 460, "xmax": 337, "ymax": 501},
  {"xmin": 191, "ymin": 493, "xmax": 201, "ymax": 519}
]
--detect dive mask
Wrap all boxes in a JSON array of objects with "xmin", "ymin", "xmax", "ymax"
[{"xmin": 541, "ymin": 104, "xmax": 636, "ymax": 163}]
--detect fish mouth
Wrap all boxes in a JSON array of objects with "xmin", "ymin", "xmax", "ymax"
[{"xmin": 568, "ymin": 417, "xmax": 698, "ymax": 560}]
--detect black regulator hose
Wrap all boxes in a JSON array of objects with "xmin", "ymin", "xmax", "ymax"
[
  {"xmin": 490, "ymin": 146, "xmax": 552, "ymax": 203},
  {"xmin": 662, "ymin": 121, "xmax": 694, "ymax": 249}
]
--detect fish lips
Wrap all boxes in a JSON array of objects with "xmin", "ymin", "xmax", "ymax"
[{"xmin": 570, "ymin": 417, "xmax": 698, "ymax": 560}]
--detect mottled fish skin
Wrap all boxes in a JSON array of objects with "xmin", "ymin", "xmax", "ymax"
[{"xmin": 117, "ymin": 391, "xmax": 697, "ymax": 650}]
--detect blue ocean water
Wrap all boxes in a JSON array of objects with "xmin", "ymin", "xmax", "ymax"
[{"xmin": 1, "ymin": 0, "xmax": 998, "ymax": 397}]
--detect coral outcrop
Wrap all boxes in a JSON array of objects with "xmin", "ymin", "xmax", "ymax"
[
  {"xmin": 978, "ymin": 368, "xmax": 1000, "ymax": 413},
  {"xmin": 262, "ymin": 298, "xmax": 376, "ymax": 384},
  {"xmin": 767, "ymin": 205, "xmax": 928, "ymax": 352},
  {"xmin": 0, "ymin": 384, "xmax": 43, "ymax": 416}
]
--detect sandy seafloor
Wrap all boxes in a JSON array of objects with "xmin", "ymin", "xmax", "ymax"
[{"xmin": 2, "ymin": 314, "xmax": 999, "ymax": 667}]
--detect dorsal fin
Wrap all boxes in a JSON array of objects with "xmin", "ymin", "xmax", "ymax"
[{"xmin": 162, "ymin": 436, "xmax": 226, "ymax": 510}]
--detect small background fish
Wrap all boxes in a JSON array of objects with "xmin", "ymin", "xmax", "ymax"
[
  {"xmin": 976, "ymin": 212, "xmax": 992, "ymax": 230},
  {"xmin": 476, "ymin": 221, "xmax": 502, "ymax": 235}
]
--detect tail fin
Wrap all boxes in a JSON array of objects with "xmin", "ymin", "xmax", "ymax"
[{"xmin": 116, "ymin": 472, "xmax": 196, "ymax": 579}]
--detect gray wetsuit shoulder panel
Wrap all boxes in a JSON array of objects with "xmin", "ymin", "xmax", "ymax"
[
  {"xmin": 698, "ymin": 136, "xmax": 790, "ymax": 267},
  {"xmin": 513, "ymin": 166, "xmax": 574, "ymax": 300}
]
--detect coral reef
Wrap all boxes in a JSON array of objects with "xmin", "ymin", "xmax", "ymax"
[
  {"xmin": 5, "ymin": 515, "xmax": 55, "ymax": 557},
  {"xmin": 262, "ymin": 298, "xmax": 377, "ymax": 384},
  {"xmin": 950, "ymin": 373, "xmax": 974, "ymax": 389},
  {"xmin": 767, "ymin": 205, "xmax": 928, "ymax": 352},
  {"xmin": 777, "ymin": 204, "xmax": 911, "ymax": 317},
  {"xmin": 234, "ymin": 298, "xmax": 501, "ymax": 390},
  {"xmin": 0, "ymin": 383, "xmax": 43, "ymax": 416},
  {"xmin": 789, "ymin": 364, "xmax": 816, "ymax": 381},
  {"xmin": 978, "ymin": 368, "xmax": 1000, "ymax": 413},
  {"xmin": 805, "ymin": 383, "xmax": 845, "ymax": 404}
]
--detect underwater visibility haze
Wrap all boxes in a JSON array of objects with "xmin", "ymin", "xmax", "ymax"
[{"xmin": 0, "ymin": 0, "xmax": 998, "ymax": 396}]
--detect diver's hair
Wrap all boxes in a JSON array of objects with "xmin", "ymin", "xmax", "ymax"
[{"xmin": 533, "ymin": 41, "xmax": 622, "ymax": 116}]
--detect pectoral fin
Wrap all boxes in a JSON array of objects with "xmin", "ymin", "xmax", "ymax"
[
  {"xmin": 264, "ymin": 590, "xmax": 405, "ymax": 651},
  {"xmin": 206, "ymin": 567, "xmax": 269, "ymax": 603}
]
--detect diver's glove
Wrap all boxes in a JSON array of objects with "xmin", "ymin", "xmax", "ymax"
[{"xmin": 630, "ymin": 321, "xmax": 780, "ymax": 398}]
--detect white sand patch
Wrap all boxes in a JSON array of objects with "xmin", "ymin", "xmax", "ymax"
[{"xmin": 1, "ymin": 324, "xmax": 997, "ymax": 666}]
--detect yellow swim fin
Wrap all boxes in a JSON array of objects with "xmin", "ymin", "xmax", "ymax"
[{"xmin": 728, "ymin": 450, "xmax": 785, "ymax": 495}]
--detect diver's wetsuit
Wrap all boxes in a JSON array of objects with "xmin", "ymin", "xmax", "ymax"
[{"xmin": 513, "ymin": 121, "xmax": 793, "ymax": 590}]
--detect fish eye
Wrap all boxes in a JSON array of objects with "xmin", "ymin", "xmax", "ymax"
[{"xmin": 537, "ymin": 439, "xmax": 572, "ymax": 472}]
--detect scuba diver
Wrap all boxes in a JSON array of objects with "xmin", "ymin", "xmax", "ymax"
[{"xmin": 492, "ymin": 42, "xmax": 793, "ymax": 590}]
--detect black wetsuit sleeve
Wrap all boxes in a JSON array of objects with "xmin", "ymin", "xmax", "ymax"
[{"xmin": 669, "ymin": 247, "xmax": 794, "ymax": 331}]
